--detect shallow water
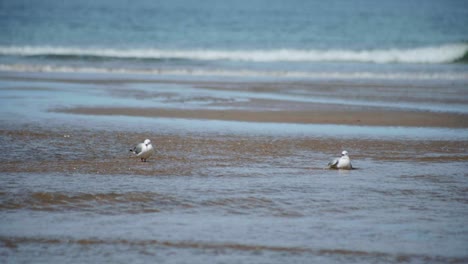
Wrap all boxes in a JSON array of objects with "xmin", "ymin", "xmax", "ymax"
[
  {"xmin": 1, "ymin": 72, "xmax": 468, "ymax": 263},
  {"xmin": 1, "ymin": 159, "xmax": 467, "ymax": 263}
]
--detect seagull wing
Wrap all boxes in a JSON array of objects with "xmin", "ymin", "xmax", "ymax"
[
  {"xmin": 130, "ymin": 143, "xmax": 145, "ymax": 154},
  {"xmin": 328, "ymin": 158, "xmax": 339, "ymax": 168}
]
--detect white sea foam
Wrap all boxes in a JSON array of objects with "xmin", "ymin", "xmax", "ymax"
[
  {"xmin": 0, "ymin": 44, "xmax": 467, "ymax": 64},
  {"xmin": 1, "ymin": 63, "xmax": 467, "ymax": 81}
]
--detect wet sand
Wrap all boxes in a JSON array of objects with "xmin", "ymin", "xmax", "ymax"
[
  {"xmin": 1, "ymin": 71, "xmax": 467, "ymax": 263},
  {"xmin": 3, "ymin": 71, "xmax": 468, "ymax": 129},
  {"xmin": 61, "ymin": 105, "xmax": 468, "ymax": 128}
]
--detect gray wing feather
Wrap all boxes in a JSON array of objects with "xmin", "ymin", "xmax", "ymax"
[
  {"xmin": 328, "ymin": 158, "xmax": 339, "ymax": 168},
  {"xmin": 131, "ymin": 143, "xmax": 144, "ymax": 154}
]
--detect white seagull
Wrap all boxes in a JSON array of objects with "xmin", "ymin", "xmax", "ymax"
[
  {"xmin": 130, "ymin": 139, "xmax": 154, "ymax": 162},
  {"xmin": 328, "ymin": 150, "xmax": 352, "ymax": 170}
]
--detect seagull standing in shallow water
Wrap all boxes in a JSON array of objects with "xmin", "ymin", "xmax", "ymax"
[
  {"xmin": 130, "ymin": 139, "xmax": 154, "ymax": 162},
  {"xmin": 328, "ymin": 150, "xmax": 352, "ymax": 170}
]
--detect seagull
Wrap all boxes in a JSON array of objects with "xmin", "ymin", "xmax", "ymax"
[
  {"xmin": 129, "ymin": 139, "xmax": 154, "ymax": 162},
  {"xmin": 328, "ymin": 150, "xmax": 352, "ymax": 170}
]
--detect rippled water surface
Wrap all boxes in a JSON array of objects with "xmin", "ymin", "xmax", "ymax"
[
  {"xmin": 1, "ymin": 127, "xmax": 467, "ymax": 263},
  {"xmin": 1, "ymin": 160, "xmax": 467, "ymax": 263}
]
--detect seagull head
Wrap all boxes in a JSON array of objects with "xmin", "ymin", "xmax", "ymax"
[
  {"xmin": 144, "ymin": 139, "xmax": 151, "ymax": 146},
  {"xmin": 341, "ymin": 150, "xmax": 348, "ymax": 156}
]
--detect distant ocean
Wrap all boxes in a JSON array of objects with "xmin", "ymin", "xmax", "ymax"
[{"xmin": 1, "ymin": 0, "xmax": 467, "ymax": 80}]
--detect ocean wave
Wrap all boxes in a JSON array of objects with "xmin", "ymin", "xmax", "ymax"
[
  {"xmin": 1, "ymin": 63, "xmax": 467, "ymax": 80},
  {"xmin": 0, "ymin": 44, "xmax": 467, "ymax": 64}
]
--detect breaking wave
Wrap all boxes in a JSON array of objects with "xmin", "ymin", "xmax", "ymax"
[
  {"xmin": 1, "ymin": 63, "xmax": 467, "ymax": 80},
  {"xmin": 1, "ymin": 44, "xmax": 467, "ymax": 64}
]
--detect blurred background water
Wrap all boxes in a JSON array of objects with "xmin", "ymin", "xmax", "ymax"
[{"xmin": 0, "ymin": 0, "xmax": 467, "ymax": 79}]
